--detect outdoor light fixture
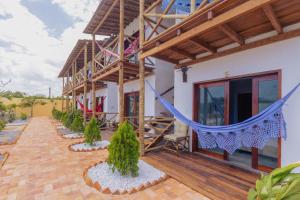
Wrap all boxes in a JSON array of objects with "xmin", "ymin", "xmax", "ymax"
[{"xmin": 181, "ymin": 66, "xmax": 188, "ymax": 83}]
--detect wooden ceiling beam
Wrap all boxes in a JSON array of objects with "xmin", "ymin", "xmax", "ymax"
[
  {"xmin": 169, "ymin": 47, "xmax": 195, "ymax": 60},
  {"xmin": 189, "ymin": 38, "xmax": 216, "ymax": 53},
  {"xmin": 218, "ymin": 24, "xmax": 245, "ymax": 45},
  {"xmin": 263, "ymin": 5, "xmax": 283, "ymax": 34},
  {"xmin": 141, "ymin": 0, "xmax": 275, "ymax": 59}
]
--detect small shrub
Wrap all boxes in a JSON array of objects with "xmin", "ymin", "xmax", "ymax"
[
  {"xmin": 84, "ymin": 117, "xmax": 101, "ymax": 145},
  {"xmin": 108, "ymin": 121, "xmax": 140, "ymax": 177},
  {"xmin": 0, "ymin": 120, "xmax": 6, "ymax": 131},
  {"xmin": 64, "ymin": 110, "xmax": 77, "ymax": 128},
  {"xmin": 70, "ymin": 112, "xmax": 84, "ymax": 133},
  {"xmin": 20, "ymin": 113, "xmax": 27, "ymax": 120},
  {"xmin": 8, "ymin": 112, "xmax": 16, "ymax": 123},
  {"xmin": 52, "ymin": 108, "xmax": 62, "ymax": 120}
]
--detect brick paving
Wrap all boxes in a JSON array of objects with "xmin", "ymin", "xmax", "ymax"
[{"xmin": 0, "ymin": 117, "xmax": 208, "ymax": 200}]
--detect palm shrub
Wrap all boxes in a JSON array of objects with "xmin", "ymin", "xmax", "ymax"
[
  {"xmin": 70, "ymin": 112, "xmax": 84, "ymax": 133},
  {"xmin": 248, "ymin": 162, "xmax": 300, "ymax": 200},
  {"xmin": 108, "ymin": 121, "xmax": 140, "ymax": 177},
  {"xmin": 84, "ymin": 117, "xmax": 101, "ymax": 145}
]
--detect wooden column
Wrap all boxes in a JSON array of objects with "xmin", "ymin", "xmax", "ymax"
[
  {"xmin": 72, "ymin": 62, "xmax": 76, "ymax": 110},
  {"xmin": 139, "ymin": 0, "xmax": 145, "ymax": 156},
  {"xmin": 62, "ymin": 77, "xmax": 65, "ymax": 112},
  {"xmin": 191, "ymin": 0, "xmax": 196, "ymax": 13},
  {"xmin": 66, "ymin": 72, "xmax": 70, "ymax": 111},
  {"xmin": 118, "ymin": 0, "xmax": 125, "ymax": 123},
  {"xmin": 83, "ymin": 43, "xmax": 88, "ymax": 124},
  {"xmin": 92, "ymin": 34, "xmax": 96, "ymax": 118}
]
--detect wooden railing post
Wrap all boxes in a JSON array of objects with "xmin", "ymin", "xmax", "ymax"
[
  {"xmin": 139, "ymin": 0, "xmax": 145, "ymax": 156},
  {"xmin": 119, "ymin": 0, "xmax": 125, "ymax": 123},
  {"xmin": 72, "ymin": 62, "xmax": 76, "ymax": 110},
  {"xmin": 83, "ymin": 43, "xmax": 88, "ymax": 124},
  {"xmin": 92, "ymin": 34, "xmax": 96, "ymax": 118},
  {"xmin": 191, "ymin": 0, "xmax": 196, "ymax": 13},
  {"xmin": 62, "ymin": 77, "xmax": 65, "ymax": 112}
]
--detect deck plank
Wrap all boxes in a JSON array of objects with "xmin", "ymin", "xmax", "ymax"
[{"xmin": 143, "ymin": 151, "xmax": 259, "ymax": 200}]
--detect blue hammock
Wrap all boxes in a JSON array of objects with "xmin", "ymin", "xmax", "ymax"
[
  {"xmin": 162, "ymin": 0, "xmax": 213, "ymax": 13},
  {"xmin": 147, "ymin": 81, "xmax": 300, "ymax": 154}
]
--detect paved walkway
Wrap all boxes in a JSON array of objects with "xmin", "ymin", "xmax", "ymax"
[{"xmin": 0, "ymin": 117, "xmax": 207, "ymax": 200}]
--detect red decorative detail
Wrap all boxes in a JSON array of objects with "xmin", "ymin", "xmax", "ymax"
[{"xmin": 76, "ymin": 97, "xmax": 106, "ymax": 113}]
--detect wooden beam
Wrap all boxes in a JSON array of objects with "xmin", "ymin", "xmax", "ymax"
[
  {"xmin": 93, "ymin": 0, "xmax": 119, "ymax": 35},
  {"xmin": 191, "ymin": 0, "xmax": 196, "ymax": 13},
  {"xmin": 83, "ymin": 43, "xmax": 88, "ymax": 124},
  {"xmin": 139, "ymin": 0, "xmax": 145, "ymax": 156},
  {"xmin": 177, "ymin": 28, "xmax": 300, "ymax": 67},
  {"xmin": 92, "ymin": 34, "xmax": 96, "ymax": 117},
  {"xmin": 263, "ymin": 5, "xmax": 283, "ymax": 34},
  {"xmin": 169, "ymin": 47, "xmax": 195, "ymax": 60},
  {"xmin": 119, "ymin": 0, "xmax": 125, "ymax": 123},
  {"xmin": 189, "ymin": 38, "xmax": 216, "ymax": 53},
  {"xmin": 141, "ymin": 0, "xmax": 275, "ymax": 59},
  {"xmin": 218, "ymin": 24, "xmax": 244, "ymax": 45}
]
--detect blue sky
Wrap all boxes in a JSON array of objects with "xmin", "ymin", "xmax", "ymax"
[
  {"xmin": 21, "ymin": 0, "xmax": 74, "ymax": 37},
  {"xmin": 0, "ymin": 0, "xmax": 101, "ymax": 96}
]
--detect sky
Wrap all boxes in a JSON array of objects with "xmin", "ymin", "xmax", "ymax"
[{"xmin": 0, "ymin": 0, "xmax": 102, "ymax": 97}]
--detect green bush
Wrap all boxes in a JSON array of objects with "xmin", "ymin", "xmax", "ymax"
[
  {"xmin": 0, "ymin": 120, "xmax": 6, "ymax": 131},
  {"xmin": 84, "ymin": 117, "xmax": 101, "ymax": 145},
  {"xmin": 52, "ymin": 108, "xmax": 62, "ymax": 121},
  {"xmin": 63, "ymin": 110, "xmax": 77, "ymax": 128},
  {"xmin": 108, "ymin": 121, "xmax": 140, "ymax": 177},
  {"xmin": 71, "ymin": 112, "xmax": 84, "ymax": 133},
  {"xmin": 248, "ymin": 163, "xmax": 300, "ymax": 200},
  {"xmin": 20, "ymin": 113, "xmax": 27, "ymax": 120}
]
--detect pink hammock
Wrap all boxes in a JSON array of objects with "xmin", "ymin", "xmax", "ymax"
[
  {"xmin": 124, "ymin": 37, "xmax": 139, "ymax": 57},
  {"xmin": 76, "ymin": 97, "xmax": 106, "ymax": 113}
]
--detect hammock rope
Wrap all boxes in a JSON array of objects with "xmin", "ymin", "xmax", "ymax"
[{"xmin": 146, "ymin": 81, "xmax": 300, "ymax": 154}]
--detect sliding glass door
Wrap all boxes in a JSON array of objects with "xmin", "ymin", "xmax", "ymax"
[
  {"xmin": 252, "ymin": 75, "xmax": 280, "ymax": 171},
  {"xmin": 195, "ymin": 82, "xmax": 229, "ymax": 160}
]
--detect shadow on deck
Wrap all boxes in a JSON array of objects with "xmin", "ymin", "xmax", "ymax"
[{"xmin": 143, "ymin": 150, "xmax": 259, "ymax": 200}]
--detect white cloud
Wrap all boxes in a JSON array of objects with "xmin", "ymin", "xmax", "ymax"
[{"xmin": 0, "ymin": 0, "xmax": 101, "ymax": 96}]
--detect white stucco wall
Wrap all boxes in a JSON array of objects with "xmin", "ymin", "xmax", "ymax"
[{"xmin": 174, "ymin": 36, "xmax": 300, "ymax": 168}]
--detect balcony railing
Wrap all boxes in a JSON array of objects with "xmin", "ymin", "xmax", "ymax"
[{"xmin": 73, "ymin": 68, "xmax": 85, "ymax": 88}]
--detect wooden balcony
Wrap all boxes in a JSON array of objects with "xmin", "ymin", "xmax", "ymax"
[
  {"xmin": 141, "ymin": 0, "xmax": 300, "ymax": 67},
  {"xmin": 92, "ymin": 35, "xmax": 154, "ymax": 83}
]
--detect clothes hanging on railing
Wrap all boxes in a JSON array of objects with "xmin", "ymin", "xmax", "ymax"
[
  {"xmin": 76, "ymin": 97, "xmax": 106, "ymax": 113},
  {"xmin": 146, "ymin": 81, "xmax": 300, "ymax": 154}
]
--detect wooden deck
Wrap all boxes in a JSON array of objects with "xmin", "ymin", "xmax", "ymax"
[{"xmin": 143, "ymin": 151, "xmax": 259, "ymax": 200}]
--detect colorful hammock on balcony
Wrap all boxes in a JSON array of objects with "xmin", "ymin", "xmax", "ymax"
[
  {"xmin": 162, "ymin": 0, "xmax": 213, "ymax": 13},
  {"xmin": 147, "ymin": 81, "xmax": 300, "ymax": 154},
  {"xmin": 124, "ymin": 37, "xmax": 139, "ymax": 57},
  {"xmin": 76, "ymin": 97, "xmax": 106, "ymax": 113}
]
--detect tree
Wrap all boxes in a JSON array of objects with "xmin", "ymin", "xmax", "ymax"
[
  {"xmin": 18, "ymin": 96, "xmax": 46, "ymax": 117},
  {"xmin": 108, "ymin": 121, "xmax": 140, "ymax": 177},
  {"xmin": 84, "ymin": 117, "xmax": 101, "ymax": 145}
]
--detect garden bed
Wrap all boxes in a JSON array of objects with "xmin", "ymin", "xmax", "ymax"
[
  {"xmin": 7, "ymin": 119, "xmax": 28, "ymax": 127},
  {"xmin": 69, "ymin": 141, "xmax": 110, "ymax": 152},
  {"xmin": 0, "ymin": 152, "xmax": 9, "ymax": 169},
  {"xmin": 83, "ymin": 160, "xmax": 168, "ymax": 194},
  {"xmin": 62, "ymin": 133, "xmax": 83, "ymax": 139}
]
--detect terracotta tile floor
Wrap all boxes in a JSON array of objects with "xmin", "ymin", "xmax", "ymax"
[{"xmin": 0, "ymin": 117, "xmax": 208, "ymax": 200}]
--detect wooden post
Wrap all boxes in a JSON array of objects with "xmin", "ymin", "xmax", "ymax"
[
  {"xmin": 139, "ymin": 0, "xmax": 145, "ymax": 156},
  {"xmin": 72, "ymin": 62, "xmax": 76, "ymax": 110},
  {"xmin": 62, "ymin": 77, "xmax": 65, "ymax": 112},
  {"xmin": 118, "ymin": 0, "xmax": 125, "ymax": 123},
  {"xmin": 66, "ymin": 72, "xmax": 70, "ymax": 111},
  {"xmin": 92, "ymin": 34, "xmax": 96, "ymax": 118},
  {"xmin": 83, "ymin": 43, "xmax": 88, "ymax": 124},
  {"xmin": 191, "ymin": 0, "xmax": 196, "ymax": 13}
]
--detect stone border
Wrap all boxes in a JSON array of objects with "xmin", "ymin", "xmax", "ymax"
[
  {"xmin": 83, "ymin": 161, "xmax": 168, "ymax": 195},
  {"xmin": 0, "ymin": 152, "xmax": 9, "ymax": 169},
  {"xmin": 61, "ymin": 133, "xmax": 84, "ymax": 139},
  {"xmin": 68, "ymin": 141, "xmax": 108, "ymax": 152},
  {"xmin": 0, "ymin": 120, "xmax": 30, "ymax": 146}
]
